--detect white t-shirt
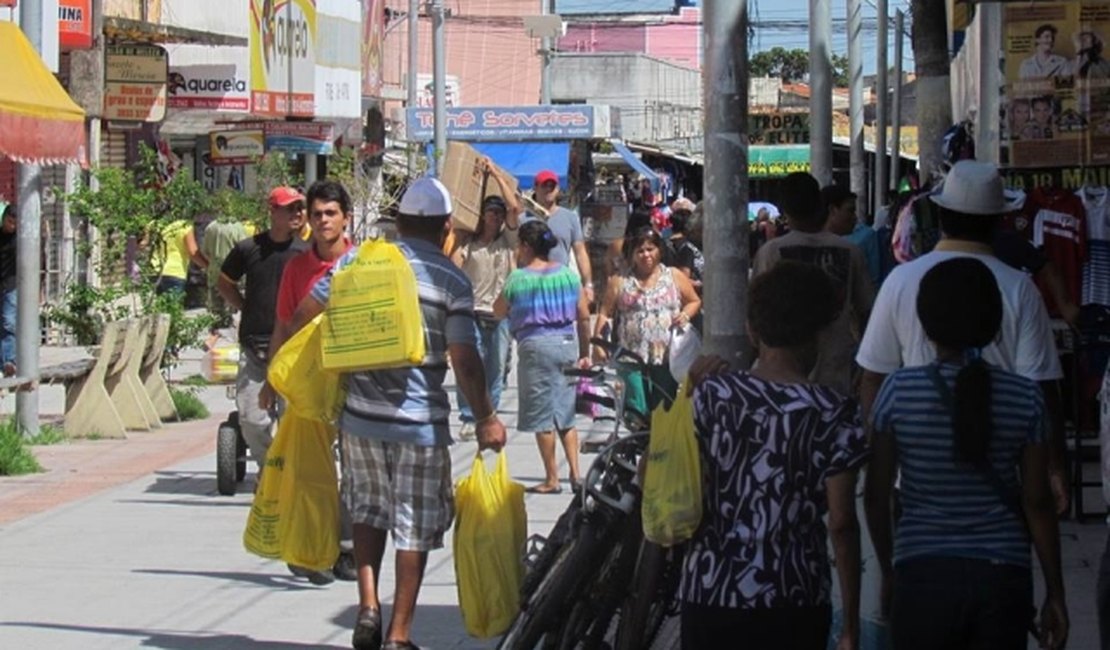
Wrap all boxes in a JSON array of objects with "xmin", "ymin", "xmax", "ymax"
[{"xmin": 856, "ymin": 243, "xmax": 1063, "ymax": 381}]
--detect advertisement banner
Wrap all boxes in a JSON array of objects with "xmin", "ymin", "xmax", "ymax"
[
  {"xmin": 59, "ymin": 0, "xmax": 92, "ymax": 50},
  {"xmin": 1002, "ymin": 1, "xmax": 1110, "ymax": 168},
  {"xmin": 362, "ymin": 0, "xmax": 385, "ymax": 98},
  {"xmin": 104, "ymin": 44, "xmax": 168, "ymax": 122},
  {"xmin": 264, "ymin": 121, "xmax": 334, "ymax": 154},
  {"xmin": 167, "ymin": 45, "xmax": 250, "ymax": 111},
  {"xmin": 750, "ymin": 112, "xmax": 811, "ymax": 145},
  {"xmin": 249, "ymin": 0, "xmax": 316, "ymax": 118},
  {"xmin": 209, "ymin": 129, "xmax": 265, "ymax": 165},
  {"xmin": 749, "ymin": 145, "xmax": 811, "ymax": 178},
  {"xmin": 406, "ymin": 105, "xmax": 599, "ymax": 141},
  {"xmin": 314, "ymin": 0, "xmax": 360, "ymax": 118}
]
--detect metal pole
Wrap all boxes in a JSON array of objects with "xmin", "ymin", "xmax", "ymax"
[
  {"xmin": 540, "ymin": 0, "xmax": 552, "ymax": 104},
  {"xmin": 809, "ymin": 0, "xmax": 833, "ymax": 185},
  {"xmin": 407, "ymin": 0, "xmax": 419, "ymax": 174},
  {"xmin": 16, "ymin": 0, "xmax": 43, "ymax": 437},
  {"xmin": 847, "ymin": 0, "xmax": 865, "ymax": 216},
  {"xmin": 431, "ymin": 0, "xmax": 446, "ymax": 177},
  {"xmin": 874, "ymin": 0, "xmax": 889, "ymax": 220},
  {"xmin": 702, "ymin": 0, "xmax": 749, "ymax": 365},
  {"xmin": 891, "ymin": 10, "xmax": 904, "ymax": 191},
  {"xmin": 976, "ymin": 3, "xmax": 1001, "ymax": 164}
]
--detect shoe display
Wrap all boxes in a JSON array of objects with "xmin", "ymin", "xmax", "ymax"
[
  {"xmin": 351, "ymin": 608, "xmax": 382, "ymax": 650},
  {"xmin": 333, "ymin": 550, "xmax": 358, "ymax": 582}
]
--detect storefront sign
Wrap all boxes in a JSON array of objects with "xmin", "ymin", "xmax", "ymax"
[
  {"xmin": 406, "ymin": 105, "xmax": 600, "ymax": 141},
  {"xmin": 749, "ymin": 145, "xmax": 811, "ymax": 178},
  {"xmin": 314, "ymin": 0, "xmax": 360, "ymax": 118},
  {"xmin": 59, "ymin": 0, "xmax": 92, "ymax": 50},
  {"xmin": 264, "ymin": 121, "xmax": 334, "ymax": 154},
  {"xmin": 104, "ymin": 44, "xmax": 168, "ymax": 122},
  {"xmin": 209, "ymin": 129, "xmax": 265, "ymax": 165},
  {"xmin": 1001, "ymin": 1, "xmax": 1110, "ymax": 168},
  {"xmin": 249, "ymin": 0, "xmax": 316, "ymax": 117},
  {"xmin": 361, "ymin": 0, "xmax": 385, "ymax": 98},
  {"xmin": 750, "ymin": 112, "xmax": 811, "ymax": 145},
  {"xmin": 167, "ymin": 45, "xmax": 251, "ymax": 111},
  {"xmin": 1002, "ymin": 165, "xmax": 1110, "ymax": 190}
]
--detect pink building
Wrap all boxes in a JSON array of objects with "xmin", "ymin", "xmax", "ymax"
[
  {"xmin": 557, "ymin": 8, "xmax": 701, "ymax": 71},
  {"xmin": 380, "ymin": 0, "xmax": 543, "ymax": 108}
]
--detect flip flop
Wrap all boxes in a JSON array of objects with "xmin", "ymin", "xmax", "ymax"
[{"xmin": 525, "ymin": 484, "xmax": 563, "ymax": 495}]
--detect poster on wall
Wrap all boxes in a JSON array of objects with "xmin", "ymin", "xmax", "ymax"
[
  {"xmin": 1001, "ymin": 1, "xmax": 1110, "ymax": 168},
  {"xmin": 104, "ymin": 44, "xmax": 168, "ymax": 122},
  {"xmin": 362, "ymin": 0, "xmax": 385, "ymax": 98},
  {"xmin": 249, "ymin": 0, "xmax": 316, "ymax": 117}
]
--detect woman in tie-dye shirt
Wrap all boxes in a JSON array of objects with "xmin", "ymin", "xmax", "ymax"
[{"xmin": 495, "ymin": 220, "xmax": 591, "ymax": 494}]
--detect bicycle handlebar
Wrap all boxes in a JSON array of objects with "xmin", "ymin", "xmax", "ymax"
[{"xmin": 589, "ymin": 337, "xmax": 647, "ymax": 368}]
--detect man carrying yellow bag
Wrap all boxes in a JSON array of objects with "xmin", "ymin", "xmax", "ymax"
[{"xmin": 285, "ymin": 177, "xmax": 508, "ymax": 650}]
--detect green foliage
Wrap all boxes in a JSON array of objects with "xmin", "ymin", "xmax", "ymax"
[
  {"xmin": 170, "ymin": 387, "xmax": 210, "ymax": 421},
  {"xmin": 27, "ymin": 425, "xmax": 66, "ymax": 446},
  {"xmin": 750, "ymin": 47, "xmax": 850, "ymax": 86},
  {"xmin": 0, "ymin": 419, "xmax": 43, "ymax": 476},
  {"xmin": 180, "ymin": 374, "xmax": 210, "ymax": 387}
]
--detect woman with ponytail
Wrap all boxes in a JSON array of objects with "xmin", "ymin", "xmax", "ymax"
[{"xmin": 864, "ymin": 257, "xmax": 1068, "ymax": 650}]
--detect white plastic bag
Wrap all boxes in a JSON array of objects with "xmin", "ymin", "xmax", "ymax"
[{"xmin": 668, "ymin": 324, "xmax": 701, "ymax": 382}]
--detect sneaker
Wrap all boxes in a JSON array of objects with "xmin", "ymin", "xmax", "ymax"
[
  {"xmin": 288, "ymin": 563, "xmax": 335, "ymax": 585},
  {"xmin": 458, "ymin": 422, "xmax": 476, "ymax": 441},
  {"xmin": 352, "ymin": 608, "xmax": 383, "ymax": 650},
  {"xmin": 333, "ymin": 550, "xmax": 358, "ymax": 582}
]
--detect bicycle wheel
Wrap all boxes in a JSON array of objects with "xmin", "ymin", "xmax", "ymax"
[{"xmin": 614, "ymin": 541, "xmax": 674, "ymax": 650}]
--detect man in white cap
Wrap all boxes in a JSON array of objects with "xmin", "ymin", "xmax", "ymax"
[
  {"xmin": 286, "ymin": 176, "xmax": 507, "ymax": 650},
  {"xmin": 857, "ymin": 160, "xmax": 1069, "ymax": 512}
]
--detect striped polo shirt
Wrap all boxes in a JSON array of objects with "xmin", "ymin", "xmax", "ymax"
[
  {"xmin": 311, "ymin": 237, "xmax": 477, "ymax": 447},
  {"xmin": 871, "ymin": 363, "xmax": 1045, "ymax": 568}
]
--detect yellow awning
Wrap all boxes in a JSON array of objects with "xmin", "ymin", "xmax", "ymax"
[{"xmin": 0, "ymin": 21, "xmax": 86, "ymax": 165}]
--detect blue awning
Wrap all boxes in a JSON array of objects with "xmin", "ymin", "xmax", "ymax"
[
  {"xmin": 611, "ymin": 141, "xmax": 660, "ymax": 194},
  {"xmin": 470, "ymin": 141, "xmax": 571, "ymax": 191}
]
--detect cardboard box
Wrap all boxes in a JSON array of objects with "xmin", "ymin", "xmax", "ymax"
[{"xmin": 440, "ymin": 141, "xmax": 520, "ymax": 232}]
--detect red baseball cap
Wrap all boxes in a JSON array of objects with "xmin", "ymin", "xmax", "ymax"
[
  {"xmin": 534, "ymin": 170, "xmax": 559, "ymax": 187},
  {"xmin": 269, "ymin": 186, "xmax": 305, "ymax": 207}
]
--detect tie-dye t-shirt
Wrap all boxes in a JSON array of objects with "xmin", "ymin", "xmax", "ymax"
[{"xmin": 502, "ymin": 265, "xmax": 580, "ymax": 341}]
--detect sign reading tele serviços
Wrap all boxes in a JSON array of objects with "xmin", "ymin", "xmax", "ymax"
[{"xmin": 406, "ymin": 106, "xmax": 600, "ymax": 141}]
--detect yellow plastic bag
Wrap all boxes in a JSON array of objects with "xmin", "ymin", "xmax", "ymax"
[
  {"xmin": 321, "ymin": 239, "xmax": 426, "ymax": 372},
  {"xmin": 243, "ymin": 414, "xmax": 340, "ymax": 572},
  {"xmin": 268, "ymin": 315, "xmax": 345, "ymax": 423},
  {"xmin": 642, "ymin": 385, "xmax": 702, "ymax": 546},
  {"xmin": 454, "ymin": 451, "xmax": 527, "ymax": 638}
]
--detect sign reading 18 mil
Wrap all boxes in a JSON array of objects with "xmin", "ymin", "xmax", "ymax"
[{"xmin": 104, "ymin": 44, "xmax": 168, "ymax": 122}]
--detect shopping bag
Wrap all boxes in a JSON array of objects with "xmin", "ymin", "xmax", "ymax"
[
  {"xmin": 454, "ymin": 451, "xmax": 527, "ymax": 638},
  {"xmin": 642, "ymin": 384, "xmax": 702, "ymax": 546},
  {"xmin": 267, "ymin": 315, "xmax": 345, "ymax": 424},
  {"xmin": 243, "ymin": 414, "xmax": 340, "ymax": 572},
  {"xmin": 668, "ymin": 324, "xmax": 701, "ymax": 383},
  {"xmin": 321, "ymin": 239, "xmax": 426, "ymax": 372}
]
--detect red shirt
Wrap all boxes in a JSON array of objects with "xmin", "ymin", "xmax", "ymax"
[
  {"xmin": 1025, "ymin": 187, "xmax": 1087, "ymax": 317},
  {"xmin": 276, "ymin": 241, "xmax": 353, "ymax": 323}
]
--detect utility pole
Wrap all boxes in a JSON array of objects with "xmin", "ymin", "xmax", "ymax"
[
  {"xmin": 891, "ymin": 10, "xmax": 904, "ymax": 191},
  {"xmin": 976, "ymin": 3, "xmax": 1002, "ymax": 164},
  {"xmin": 17, "ymin": 0, "xmax": 43, "ymax": 437},
  {"xmin": 912, "ymin": 0, "xmax": 952, "ymax": 179},
  {"xmin": 540, "ymin": 0, "xmax": 552, "ymax": 104},
  {"xmin": 874, "ymin": 0, "xmax": 889, "ymax": 219},
  {"xmin": 407, "ymin": 0, "xmax": 419, "ymax": 174},
  {"xmin": 809, "ymin": 0, "xmax": 833, "ymax": 185},
  {"xmin": 430, "ymin": 0, "xmax": 446, "ymax": 177},
  {"xmin": 847, "ymin": 0, "xmax": 865, "ymax": 215},
  {"xmin": 702, "ymin": 0, "xmax": 749, "ymax": 365}
]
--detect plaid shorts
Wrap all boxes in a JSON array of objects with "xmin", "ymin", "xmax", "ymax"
[{"xmin": 340, "ymin": 435, "xmax": 454, "ymax": 552}]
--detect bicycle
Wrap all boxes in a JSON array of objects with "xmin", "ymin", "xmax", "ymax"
[{"xmin": 498, "ymin": 338, "xmax": 684, "ymax": 650}]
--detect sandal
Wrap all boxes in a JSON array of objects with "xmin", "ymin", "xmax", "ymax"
[{"xmin": 525, "ymin": 484, "xmax": 563, "ymax": 495}]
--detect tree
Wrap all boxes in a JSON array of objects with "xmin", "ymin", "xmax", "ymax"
[
  {"xmin": 911, "ymin": 0, "xmax": 951, "ymax": 178},
  {"xmin": 750, "ymin": 47, "xmax": 850, "ymax": 85}
]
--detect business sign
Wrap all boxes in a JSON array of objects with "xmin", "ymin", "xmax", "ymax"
[
  {"xmin": 406, "ymin": 105, "xmax": 602, "ymax": 141},
  {"xmin": 104, "ymin": 44, "xmax": 168, "ymax": 122},
  {"xmin": 362, "ymin": 0, "xmax": 385, "ymax": 98},
  {"xmin": 1001, "ymin": 1, "xmax": 1110, "ymax": 168},
  {"xmin": 265, "ymin": 121, "xmax": 334, "ymax": 154},
  {"xmin": 59, "ymin": 0, "xmax": 92, "ymax": 50},
  {"xmin": 209, "ymin": 129, "xmax": 265, "ymax": 165},
  {"xmin": 314, "ymin": 0, "xmax": 360, "ymax": 118},
  {"xmin": 249, "ymin": 0, "xmax": 316, "ymax": 117},
  {"xmin": 748, "ymin": 145, "xmax": 811, "ymax": 178},
  {"xmin": 750, "ymin": 112, "xmax": 811, "ymax": 145},
  {"xmin": 167, "ymin": 45, "xmax": 250, "ymax": 111}
]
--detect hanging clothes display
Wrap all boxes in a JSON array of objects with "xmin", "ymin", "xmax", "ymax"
[
  {"xmin": 1080, "ymin": 185, "xmax": 1110, "ymax": 308},
  {"xmin": 1025, "ymin": 186, "xmax": 1088, "ymax": 318}
]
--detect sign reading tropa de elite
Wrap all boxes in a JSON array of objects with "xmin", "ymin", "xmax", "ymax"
[
  {"xmin": 1002, "ymin": 1, "xmax": 1110, "ymax": 168},
  {"xmin": 104, "ymin": 44, "xmax": 168, "ymax": 122},
  {"xmin": 250, "ymin": 0, "xmax": 316, "ymax": 117}
]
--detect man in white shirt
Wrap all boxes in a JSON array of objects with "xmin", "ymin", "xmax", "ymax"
[{"xmin": 857, "ymin": 160, "xmax": 1069, "ymax": 512}]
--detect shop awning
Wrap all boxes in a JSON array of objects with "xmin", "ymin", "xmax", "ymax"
[
  {"xmin": 469, "ymin": 142, "xmax": 571, "ymax": 190},
  {"xmin": 611, "ymin": 141, "xmax": 660, "ymax": 194},
  {"xmin": 0, "ymin": 22, "xmax": 86, "ymax": 165}
]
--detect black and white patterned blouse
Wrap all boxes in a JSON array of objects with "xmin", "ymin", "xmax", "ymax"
[{"xmin": 681, "ymin": 372, "xmax": 869, "ymax": 609}]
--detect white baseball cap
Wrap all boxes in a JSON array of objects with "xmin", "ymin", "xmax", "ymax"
[
  {"xmin": 929, "ymin": 160, "xmax": 1007, "ymax": 216},
  {"xmin": 399, "ymin": 177, "xmax": 453, "ymax": 218}
]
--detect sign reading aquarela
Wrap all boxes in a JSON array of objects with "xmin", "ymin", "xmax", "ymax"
[
  {"xmin": 1002, "ymin": 1, "xmax": 1110, "ymax": 168},
  {"xmin": 249, "ymin": 0, "xmax": 316, "ymax": 117}
]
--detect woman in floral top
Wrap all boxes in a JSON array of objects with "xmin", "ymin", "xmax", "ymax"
[{"xmin": 593, "ymin": 226, "xmax": 700, "ymax": 416}]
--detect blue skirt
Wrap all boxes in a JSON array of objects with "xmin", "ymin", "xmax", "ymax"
[{"xmin": 516, "ymin": 333, "xmax": 578, "ymax": 433}]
